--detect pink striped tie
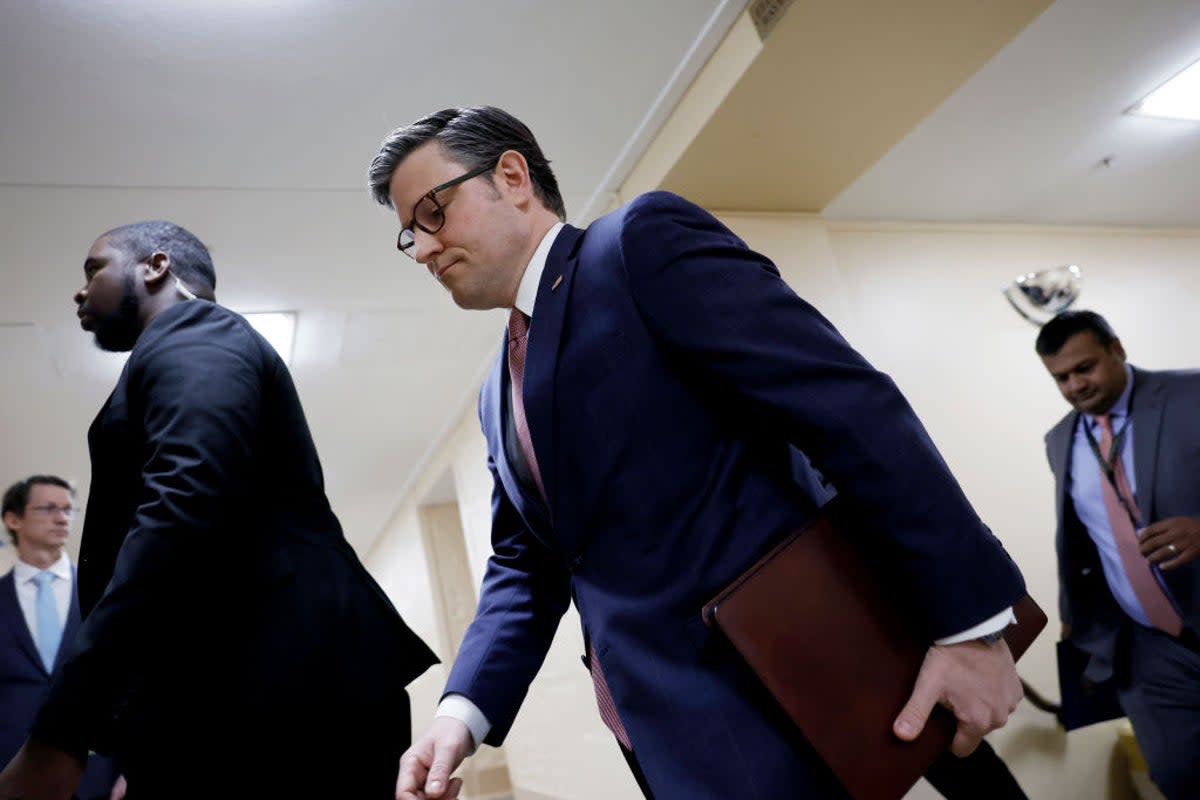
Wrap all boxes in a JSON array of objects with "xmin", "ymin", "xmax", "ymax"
[
  {"xmin": 507, "ymin": 310, "xmax": 546, "ymax": 501},
  {"xmin": 1096, "ymin": 414, "xmax": 1183, "ymax": 636},
  {"xmin": 507, "ymin": 309, "xmax": 632, "ymax": 749}
]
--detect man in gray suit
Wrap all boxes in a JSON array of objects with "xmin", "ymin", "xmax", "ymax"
[{"xmin": 1037, "ymin": 310, "xmax": 1200, "ymax": 799}]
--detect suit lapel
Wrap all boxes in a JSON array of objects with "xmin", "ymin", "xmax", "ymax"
[
  {"xmin": 485, "ymin": 335, "xmax": 552, "ymax": 538},
  {"xmin": 1048, "ymin": 412, "xmax": 1078, "ymax": 540},
  {"xmin": 55, "ymin": 566, "xmax": 83, "ymax": 672},
  {"xmin": 0, "ymin": 570, "xmax": 46, "ymax": 674},
  {"xmin": 1131, "ymin": 368, "xmax": 1164, "ymax": 520},
  {"xmin": 524, "ymin": 225, "xmax": 583, "ymax": 523}
]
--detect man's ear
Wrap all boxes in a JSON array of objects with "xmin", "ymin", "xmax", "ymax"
[
  {"xmin": 495, "ymin": 150, "xmax": 532, "ymax": 205},
  {"xmin": 2, "ymin": 510, "xmax": 21, "ymax": 536},
  {"xmin": 143, "ymin": 251, "xmax": 172, "ymax": 289},
  {"xmin": 1111, "ymin": 338, "xmax": 1127, "ymax": 361}
]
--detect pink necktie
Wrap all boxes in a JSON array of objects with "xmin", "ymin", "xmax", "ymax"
[
  {"xmin": 1095, "ymin": 414, "xmax": 1183, "ymax": 636},
  {"xmin": 507, "ymin": 309, "xmax": 632, "ymax": 749},
  {"xmin": 507, "ymin": 310, "xmax": 546, "ymax": 501}
]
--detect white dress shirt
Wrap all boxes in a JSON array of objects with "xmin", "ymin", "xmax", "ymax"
[
  {"xmin": 13, "ymin": 551, "xmax": 72, "ymax": 650},
  {"xmin": 434, "ymin": 223, "xmax": 561, "ymax": 751},
  {"xmin": 512, "ymin": 222, "xmax": 563, "ymax": 318}
]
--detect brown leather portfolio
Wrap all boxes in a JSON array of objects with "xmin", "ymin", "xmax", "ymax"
[{"xmin": 702, "ymin": 509, "xmax": 1046, "ymax": 800}]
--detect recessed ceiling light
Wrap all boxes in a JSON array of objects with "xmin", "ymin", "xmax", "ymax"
[
  {"xmin": 1130, "ymin": 57, "xmax": 1200, "ymax": 121},
  {"xmin": 243, "ymin": 311, "xmax": 296, "ymax": 365}
]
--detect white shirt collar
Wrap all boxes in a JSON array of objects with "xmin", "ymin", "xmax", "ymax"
[
  {"xmin": 513, "ymin": 222, "xmax": 565, "ymax": 317},
  {"xmin": 14, "ymin": 550, "xmax": 71, "ymax": 584}
]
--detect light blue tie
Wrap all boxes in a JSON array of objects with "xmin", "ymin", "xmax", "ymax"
[{"xmin": 32, "ymin": 571, "xmax": 61, "ymax": 671}]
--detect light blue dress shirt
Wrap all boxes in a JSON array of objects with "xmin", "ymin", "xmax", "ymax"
[{"xmin": 1067, "ymin": 364, "xmax": 1152, "ymax": 627}]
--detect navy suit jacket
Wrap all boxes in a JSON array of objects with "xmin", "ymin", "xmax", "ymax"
[
  {"xmin": 445, "ymin": 192, "xmax": 1025, "ymax": 798},
  {"xmin": 29, "ymin": 301, "xmax": 436, "ymax": 774},
  {"xmin": 0, "ymin": 568, "xmax": 118, "ymax": 799},
  {"xmin": 1046, "ymin": 367, "xmax": 1200, "ymax": 680}
]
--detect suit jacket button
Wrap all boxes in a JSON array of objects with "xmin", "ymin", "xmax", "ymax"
[{"xmin": 570, "ymin": 555, "xmax": 584, "ymax": 571}]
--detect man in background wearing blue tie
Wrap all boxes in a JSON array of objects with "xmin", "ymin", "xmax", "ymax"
[
  {"xmin": 0, "ymin": 476, "xmax": 122, "ymax": 800},
  {"xmin": 0, "ymin": 222, "xmax": 436, "ymax": 800},
  {"xmin": 1038, "ymin": 310, "xmax": 1200, "ymax": 800}
]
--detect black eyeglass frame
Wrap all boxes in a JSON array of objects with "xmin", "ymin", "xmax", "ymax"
[{"xmin": 397, "ymin": 159, "xmax": 499, "ymax": 256}]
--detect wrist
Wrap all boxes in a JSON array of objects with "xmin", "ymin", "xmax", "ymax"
[{"xmin": 974, "ymin": 628, "xmax": 1007, "ymax": 646}]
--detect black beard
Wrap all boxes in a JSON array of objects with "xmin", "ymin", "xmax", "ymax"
[{"xmin": 91, "ymin": 273, "xmax": 142, "ymax": 352}]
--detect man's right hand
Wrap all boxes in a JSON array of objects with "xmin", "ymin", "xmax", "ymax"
[
  {"xmin": 893, "ymin": 638, "xmax": 1023, "ymax": 757},
  {"xmin": 395, "ymin": 716, "xmax": 472, "ymax": 800}
]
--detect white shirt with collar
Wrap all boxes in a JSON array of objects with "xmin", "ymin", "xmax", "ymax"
[
  {"xmin": 435, "ymin": 222, "xmax": 562, "ymax": 752},
  {"xmin": 13, "ymin": 550, "xmax": 72, "ymax": 650},
  {"xmin": 435, "ymin": 218, "xmax": 1011, "ymax": 750},
  {"xmin": 512, "ymin": 222, "xmax": 563, "ymax": 319}
]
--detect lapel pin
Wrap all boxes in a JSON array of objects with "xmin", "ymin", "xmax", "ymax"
[{"xmin": 551, "ymin": 275, "xmax": 563, "ymax": 292}]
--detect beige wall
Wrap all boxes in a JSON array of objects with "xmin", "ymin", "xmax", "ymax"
[
  {"xmin": 367, "ymin": 502, "xmax": 446, "ymax": 747},
  {"xmin": 720, "ymin": 213, "xmax": 1198, "ymax": 799},
  {"xmin": 367, "ymin": 216, "xmax": 1200, "ymax": 799}
]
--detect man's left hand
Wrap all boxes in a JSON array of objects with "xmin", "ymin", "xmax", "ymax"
[
  {"xmin": 1139, "ymin": 516, "xmax": 1200, "ymax": 569},
  {"xmin": 0, "ymin": 739, "xmax": 85, "ymax": 800},
  {"xmin": 892, "ymin": 638, "xmax": 1022, "ymax": 757}
]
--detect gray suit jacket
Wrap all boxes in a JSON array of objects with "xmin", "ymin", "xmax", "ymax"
[{"xmin": 1045, "ymin": 366, "xmax": 1200, "ymax": 678}]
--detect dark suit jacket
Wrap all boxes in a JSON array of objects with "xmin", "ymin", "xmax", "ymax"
[
  {"xmin": 0, "ymin": 568, "xmax": 118, "ymax": 800},
  {"xmin": 29, "ymin": 301, "xmax": 437, "ymax": 780},
  {"xmin": 446, "ymin": 192, "xmax": 1025, "ymax": 798},
  {"xmin": 1046, "ymin": 367, "xmax": 1200, "ymax": 679}
]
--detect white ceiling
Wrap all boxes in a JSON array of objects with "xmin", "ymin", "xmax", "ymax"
[
  {"xmin": 4, "ymin": 0, "xmax": 1200, "ymax": 563},
  {"xmin": 0, "ymin": 0, "xmax": 739, "ymax": 555},
  {"xmin": 825, "ymin": 0, "xmax": 1200, "ymax": 226}
]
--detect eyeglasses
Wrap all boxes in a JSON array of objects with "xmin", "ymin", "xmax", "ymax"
[
  {"xmin": 397, "ymin": 159, "xmax": 498, "ymax": 259},
  {"xmin": 27, "ymin": 504, "xmax": 76, "ymax": 518}
]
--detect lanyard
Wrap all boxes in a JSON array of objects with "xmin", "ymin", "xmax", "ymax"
[
  {"xmin": 1082, "ymin": 413, "xmax": 1141, "ymax": 527},
  {"xmin": 1082, "ymin": 415, "xmax": 1129, "ymax": 480}
]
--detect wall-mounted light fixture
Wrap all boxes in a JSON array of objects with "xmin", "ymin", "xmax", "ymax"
[
  {"xmin": 243, "ymin": 311, "xmax": 297, "ymax": 365},
  {"xmin": 1002, "ymin": 265, "xmax": 1082, "ymax": 326},
  {"xmin": 1129, "ymin": 57, "xmax": 1200, "ymax": 121}
]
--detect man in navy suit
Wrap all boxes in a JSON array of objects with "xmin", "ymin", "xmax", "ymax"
[
  {"xmin": 0, "ymin": 222, "xmax": 437, "ymax": 800},
  {"xmin": 369, "ymin": 106, "xmax": 1027, "ymax": 800},
  {"xmin": 1038, "ymin": 310, "xmax": 1200, "ymax": 799},
  {"xmin": 1, "ymin": 476, "xmax": 121, "ymax": 800}
]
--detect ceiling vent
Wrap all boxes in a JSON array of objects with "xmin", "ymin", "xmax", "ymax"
[{"xmin": 749, "ymin": 0, "xmax": 795, "ymax": 41}]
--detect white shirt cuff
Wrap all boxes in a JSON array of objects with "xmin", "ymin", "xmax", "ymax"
[
  {"xmin": 934, "ymin": 607, "xmax": 1016, "ymax": 646},
  {"xmin": 435, "ymin": 694, "xmax": 492, "ymax": 755}
]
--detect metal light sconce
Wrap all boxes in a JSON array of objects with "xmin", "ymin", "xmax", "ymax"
[{"xmin": 1003, "ymin": 265, "xmax": 1083, "ymax": 325}]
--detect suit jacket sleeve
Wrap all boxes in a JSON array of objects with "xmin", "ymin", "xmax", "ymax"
[
  {"xmin": 617, "ymin": 192, "xmax": 1024, "ymax": 638},
  {"xmin": 32, "ymin": 311, "xmax": 267, "ymax": 754},
  {"xmin": 1044, "ymin": 426, "xmax": 1075, "ymax": 626},
  {"xmin": 443, "ymin": 402, "xmax": 572, "ymax": 746}
]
